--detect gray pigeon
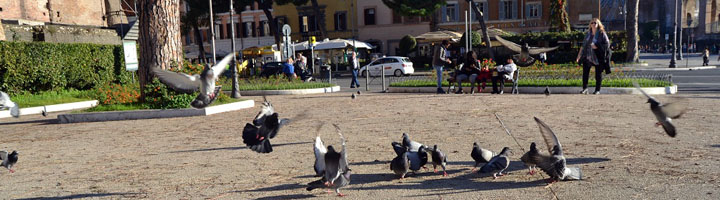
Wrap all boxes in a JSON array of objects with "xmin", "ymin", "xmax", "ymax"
[
  {"xmin": 479, "ymin": 147, "xmax": 511, "ymax": 179},
  {"xmin": 0, "ymin": 150, "xmax": 18, "ymax": 173},
  {"xmin": 407, "ymin": 146, "xmax": 428, "ymax": 173},
  {"xmin": 313, "ymin": 135, "xmax": 327, "ymax": 177},
  {"xmin": 520, "ymin": 142, "xmax": 540, "ymax": 175},
  {"xmin": 307, "ymin": 124, "xmax": 351, "ymax": 196},
  {"xmin": 242, "ymin": 97, "xmax": 291, "ymax": 153},
  {"xmin": 152, "ymin": 53, "xmax": 234, "ymax": 108},
  {"xmin": 41, "ymin": 106, "xmax": 48, "ymax": 117},
  {"xmin": 390, "ymin": 142, "xmax": 410, "ymax": 179},
  {"xmin": 402, "ymin": 133, "xmax": 424, "ymax": 152},
  {"xmin": 544, "ymin": 86, "xmax": 551, "ymax": 96},
  {"xmin": 0, "ymin": 91, "xmax": 20, "ymax": 118},
  {"xmin": 495, "ymin": 36, "xmax": 559, "ymax": 67},
  {"xmin": 633, "ymin": 82, "xmax": 687, "ymax": 137},
  {"xmin": 471, "ymin": 142, "xmax": 495, "ymax": 172},
  {"xmin": 529, "ymin": 117, "xmax": 582, "ymax": 182},
  {"xmin": 430, "ymin": 145, "xmax": 448, "ymax": 176}
]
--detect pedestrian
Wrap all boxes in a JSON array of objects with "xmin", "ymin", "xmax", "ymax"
[
  {"xmin": 575, "ymin": 18, "xmax": 611, "ymax": 95},
  {"xmin": 432, "ymin": 40, "xmax": 452, "ymax": 94},
  {"xmin": 539, "ymin": 52, "xmax": 547, "ymax": 63},
  {"xmin": 349, "ymin": 51, "xmax": 361, "ymax": 88},
  {"xmin": 491, "ymin": 58, "xmax": 517, "ymax": 94},
  {"xmin": 703, "ymin": 48, "xmax": 710, "ymax": 66},
  {"xmin": 455, "ymin": 51, "xmax": 481, "ymax": 94},
  {"xmin": 282, "ymin": 57, "xmax": 297, "ymax": 80}
]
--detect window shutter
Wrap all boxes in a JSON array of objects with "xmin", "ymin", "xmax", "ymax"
[
  {"xmin": 454, "ymin": 5, "xmax": 459, "ymax": 22},
  {"xmin": 538, "ymin": 4, "xmax": 543, "ymax": 18},
  {"xmin": 499, "ymin": 2, "xmax": 505, "ymax": 20},
  {"xmin": 525, "ymin": 4, "xmax": 530, "ymax": 19},
  {"xmin": 484, "ymin": 2, "xmax": 489, "ymax": 20},
  {"xmin": 512, "ymin": 0, "xmax": 518, "ymax": 19},
  {"xmin": 441, "ymin": 6, "xmax": 447, "ymax": 22}
]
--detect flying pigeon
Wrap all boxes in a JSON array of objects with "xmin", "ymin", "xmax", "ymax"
[
  {"xmin": 0, "ymin": 151, "xmax": 18, "ymax": 173},
  {"xmin": 495, "ymin": 36, "xmax": 559, "ymax": 67},
  {"xmin": 0, "ymin": 91, "xmax": 20, "ymax": 118},
  {"xmin": 152, "ymin": 53, "xmax": 234, "ymax": 108},
  {"xmin": 430, "ymin": 145, "xmax": 448, "ymax": 176},
  {"xmin": 242, "ymin": 97, "xmax": 291, "ymax": 153},
  {"xmin": 633, "ymin": 82, "xmax": 687, "ymax": 137},
  {"xmin": 307, "ymin": 124, "xmax": 351, "ymax": 197},
  {"xmin": 390, "ymin": 142, "xmax": 410, "ymax": 179},
  {"xmin": 471, "ymin": 142, "xmax": 496, "ymax": 172},
  {"xmin": 479, "ymin": 147, "xmax": 511, "ymax": 179},
  {"xmin": 356, "ymin": 91, "xmax": 361, "ymax": 95},
  {"xmin": 544, "ymin": 86, "xmax": 551, "ymax": 96},
  {"xmin": 527, "ymin": 117, "xmax": 582, "ymax": 182},
  {"xmin": 41, "ymin": 106, "xmax": 48, "ymax": 117},
  {"xmin": 314, "ymin": 137, "xmax": 327, "ymax": 177}
]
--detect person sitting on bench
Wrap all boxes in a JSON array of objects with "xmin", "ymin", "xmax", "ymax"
[
  {"xmin": 491, "ymin": 58, "xmax": 517, "ymax": 94},
  {"xmin": 456, "ymin": 51, "xmax": 481, "ymax": 94}
]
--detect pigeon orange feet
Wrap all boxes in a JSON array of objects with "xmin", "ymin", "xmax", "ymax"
[
  {"xmin": 337, "ymin": 193, "xmax": 346, "ymax": 197},
  {"xmin": 443, "ymin": 172, "xmax": 448, "ymax": 177}
]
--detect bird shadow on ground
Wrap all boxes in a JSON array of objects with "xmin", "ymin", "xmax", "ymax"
[
  {"xmin": 566, "ymin": 157, "xmax": 611, "ymax": 165},
  {"xmin": 167, "ymin": 141, "xmax": 311, "ymax": 153},
  {"xmin": 684, "ymin": 96, "xmax": 720, "ymax": 100},
  {"xmin": 240, "ymin": 183, "xmax": 306, "ymax": 192},
  {"xmin": 349, "ymin": 160, "xmax": 390, "ymax": 166},
  {"xmin": 16, "ymin": 192, "xmax": 141, "ymax": 200},
  {"xmin": 351, "ymin": 175, "xmax": 545, "ymax": 197},
  {"xmin": 254, "ymin": 194, "xmax": 315, "ymax": 200},
  {"xmin": 0, "ymin": 118, "xmax": 58, "ymax": 126},
  {"xmin": 710, "ymin": 144, "xmax": 720, "ymax": 148}
]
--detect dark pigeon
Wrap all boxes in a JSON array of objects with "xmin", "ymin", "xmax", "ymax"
[
  {"xmin": 633, "ymin": 82, "xmax": 687, "ymax": 137},
  {"xmin": 471, "ymin": 142, "xmax": 495, "ymax": 172},
  {"xmin": 544, "ymin": 86, "xmax": 551, "ymax": 96},
  {"xmin": 0, "ymin": 151, "xmax": 19, "ymax": 173},
  {"xmin": 242, "ymin": 98, "xmax": 291, "ymax": 153},
  {"xmin": 351, "ymin": 93, "xmax": 356, "ymax": 99},
  {"xmin": 152, "ymin": 53, "xmax": 234, "ymax": 108},
  {"xmin": 495, "ymin": 36, "xmax": 559, "ymax": 67},
  {"xmin": 41, "ymin": 106, "xmax": 48, "ymax": 117},
  {"xmin": 529, "ymin": 117, "xmax": 582, "ymax": 182},
  {"xmin": 430, "ymin": 145, "xmax": 448, "ymax": 177},
  {"xmin": 390, "ymin": 142, "xmax": 410, "ymax": 179},
  {"xmin": 520, "ymin": 142, "xmax": 541, "ymax": 175},
  {"xmin": 479, "ymin": 147, "xmax": 511, "ymax": 179}
]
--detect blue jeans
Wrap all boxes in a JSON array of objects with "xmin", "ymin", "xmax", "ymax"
[
  {"xmin": 433, "ymin": 66, "xmax": 443, "ymax": 88},
  {"xmin": 350, "ymin": 69, "xmax": 360, "ymax": 87}
]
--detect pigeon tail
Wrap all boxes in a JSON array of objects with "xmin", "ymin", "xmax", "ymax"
[
  {"xmin": 241, "ymin": 123, "xmax": 261, "ymax": 146},
  {"xmin": 564, "ymin": 167, "xmax": 582, "ymax": 180},
  {"xmin": 250, "ymin": 139, "xmax": 273, "ymax": 153},
  {"xmin": 10, "ymin": 105, "xmax": 20, "ymax": 118}
]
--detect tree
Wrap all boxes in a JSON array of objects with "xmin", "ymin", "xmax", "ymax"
[
  {"xmin": 625, "ymin": 0, "xmax": 639, "ymax": 62},
  {"xmin": 382, "ymin": 0, "xmax": 445, "ymax": 31},
  {"xmin": 181, "ymin": 0, "xmax": 212, "ymax": 64},
  {"xmin": 398, "ymin": 35, "xmax": 417, "ymax": 56},
  {"xmin": 138, "ymin": 0, "xmax": 184, "ymax": 98},
  {"xmin": 310, "ymin": 0, "xmax": 327, "ymax": 39},
  {"xmin": 549, "ymin": 0, "xmax": 571, "ymax": 32},
  {"xmin": 467, "ymin": 0, "xmax": 494, "ymax": 60},
  {"xmin": 459, "ymin": 31, "xmax": 482, "ymax": 48}
]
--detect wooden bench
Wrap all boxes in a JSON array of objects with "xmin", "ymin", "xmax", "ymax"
[{"xmin": 447, "ymin": 65, "xmax": 519, "ymax": 94}]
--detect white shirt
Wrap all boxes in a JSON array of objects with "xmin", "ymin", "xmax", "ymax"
[{"xmin": 498, "ymin": 63, "xmax": 517, "ymax": 79}]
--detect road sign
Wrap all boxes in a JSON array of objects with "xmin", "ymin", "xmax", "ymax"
[
  {"xmin": 310, "ymin": 36, "xmax": 316, "ymax": 45},
  {"xmin": 282, "ymin": 24, "xmax": 291, "ymax": 36},
  {"xmin": 122, "ymin": 40, "xmax": 138, "ymax": 71}
]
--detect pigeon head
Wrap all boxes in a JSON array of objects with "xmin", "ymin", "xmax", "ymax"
[
  {"xmin": 327, "ymin": 145, "xmax": 338, "ymax": 154},
  {"xmin": 646, "ymin": 98, "xmax": 660, "ymax": 105},
  {"xmin": 433, "ymin": 144, "xmax": 438, "ymax": 152},
  {"xmin": 473, "ymin": 142, "xmax": 479, "ymax": 148},
  {"xmin": 522, "ymin": 43, "xmax": 530, "ymax": 51},
  {"xmin": 499, "ymin": 147, "xmax": 511, "ymax": 155},
  {"xmin": 551, "ymin": 145, "xmax": 562, "ymax": 156},
  {"xmin": 529, "ymin": 142, "xmax": 538, "ymax": 153},
  {"xmin": 402, "ymin": 133, "xmax": 410, "ymax": 146},
  {"xmin": 201, "ymin": 64, "xmax": 214, "ymax": 80}
]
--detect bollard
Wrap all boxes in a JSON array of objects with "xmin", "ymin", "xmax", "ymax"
[
  {"xmin": 381, "ymin": 65, "xmax": 386, "ymax": 92},
  {"xmin": 365, "ymin": 66, "xmax": 369, "ymax": 91},
  {"xmin": 328, "ymin": 66, "xmax": 332, "ymax": 84}
]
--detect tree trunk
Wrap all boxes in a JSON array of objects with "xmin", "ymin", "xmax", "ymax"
[
  {"xmin": 138, "ymin": 0, "xmax": 184, "ymax": 99},
  {"xmin": 468, "ymin": 0, "xmax": 494, "ymax": 60},
  {"xmin": 193, "ymin": 23, "xmax": 207, "ymax": 64},
  {"xmin": 257, "ymin": 0, "xmax": 281, "ymax": 51},
  {"xmin": 626, "ymin": 0, "xmax": 639, "ymax": 62},
  {"xmin": 310, "ymin": 0, "xmax": 327, "ymax": 39}
]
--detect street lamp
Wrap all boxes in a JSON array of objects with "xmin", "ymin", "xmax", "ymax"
[{"xmin": 670, "ymin": 0, "xmax": 678, "ymax": 68}]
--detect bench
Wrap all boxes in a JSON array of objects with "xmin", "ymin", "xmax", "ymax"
[{"xmin": 447, "ymin": 65, "xmax": 519, "ymax": 94}]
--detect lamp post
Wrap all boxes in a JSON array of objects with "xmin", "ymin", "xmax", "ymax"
[
  {"xmin": 669, "ymin": 0, "xmax": 678, "ymax": 68},
  {"xmin": 209, "ymin": 0, "xmax": 217, "ymax": 63},
  {"xmin": 677, "ymin": 0, "xmax": 683, "ymax": 60},
  {"xmin": 229, "ymin": 0, "xmax": 240, "ymax": 98}
]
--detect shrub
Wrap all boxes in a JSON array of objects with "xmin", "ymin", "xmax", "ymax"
[
  {"xmin": 93, "ymin": 83, "xmax": 140, "ymax": 105},
  {"xmin": 143, "ymin": 78, "xmax": 196, "ymax": 109},
  {"xmin": 0, "ymin": 41, "xmax": 133, "ymax": 94},
  {"xmin": 399, "ymin": 35, "xmax": 417, "ymax": 56}
]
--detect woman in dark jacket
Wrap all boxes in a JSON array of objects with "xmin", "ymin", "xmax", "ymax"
[{"xmin": 576, "ymin": 18, "xmax": 611, "ymax": 95}]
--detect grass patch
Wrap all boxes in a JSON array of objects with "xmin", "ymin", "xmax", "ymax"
[
  {"xmin": 11, "ymin": 90, "xmax": 93, "ymax": 107},
  {"xmin": 390, "ymin": 78, "xmax": 672, "ymax": 88},
  {"xmin": 79, "ymin": 96, "xmax": 246, "ymax": 113},
  {"xmin": 219, "ymin": 76, "xmax": 335, "ymax": 91}
]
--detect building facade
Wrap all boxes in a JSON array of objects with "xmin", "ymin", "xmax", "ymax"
[
  {"xmin": 272, "ymin": 0, "xmax": 356, "ymax": 41},
  {"xmin": 437, "ymin": 0, "xmax": 553, "ymax": 34},
  {"xmin": 357, "ymin": 0, "xmax": 430, "ymax": 55},
  {"xmin": 0, "ymin": 0, "xmax": 126, "ymax": 27}
]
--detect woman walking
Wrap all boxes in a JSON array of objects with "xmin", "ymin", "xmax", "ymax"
[{"xmin": 576, "ymin": 18, "xmax": 611, "ymax": 95}]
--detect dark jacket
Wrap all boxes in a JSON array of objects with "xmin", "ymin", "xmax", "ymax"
[{"xmin": 581, "ymin": 30, "xmax": 611, "ymax": 67}]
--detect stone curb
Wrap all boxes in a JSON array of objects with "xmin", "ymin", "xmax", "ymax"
[
  {"xmin": 228, "ymin": 86, "xmax": 341, "ymax": 96},
  {"xmin": 388, "ymin": 85, "xmax": 677, "ymax": 95},
  {"xmin": 0, "ymin": 100, "xmax": 99, "ymax": 118},
  {"xmin": 620, "ymin": 66, "xmax": 717, "ymax": 71},
  {"xmin": 57, "ymin": 100, "xmax": 254, "ymax": 124}
]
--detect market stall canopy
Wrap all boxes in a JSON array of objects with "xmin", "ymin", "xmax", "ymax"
[
  {"xmin": 415, "ymin": 31, "xmax": 463, "ymax": 43},
  {"xmin": 294, "ymin": 38, "xmax": 374, "ymax": 51},
  {"xmin": 242, "ymin": 46, "xmax": 277, "ymax": 56}
]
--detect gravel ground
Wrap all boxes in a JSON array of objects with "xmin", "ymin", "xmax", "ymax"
[{"xmin": 0, "ymin": 92, "xmax": 719, "ymax": 199}]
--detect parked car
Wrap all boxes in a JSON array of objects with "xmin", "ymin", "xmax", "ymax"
[
  {"xmin": 358, "ymin": 56, "xmax": 414, "ymax": 77},
  {"xmin": 259, "ymin": 61, "xmax": 313, "ymax": 81}
]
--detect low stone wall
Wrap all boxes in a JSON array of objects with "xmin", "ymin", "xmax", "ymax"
[{"xmin": 2, "ymin": 24, "xmax": 120, "ymax": 45}]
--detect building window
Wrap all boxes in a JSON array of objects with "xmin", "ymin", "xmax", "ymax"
[
  {"xmin": 364, "ymin": 8, "xmax": 376, "ymax": 25},
  {"xmin": 527, "ymin": 3, "xmax": 541, "ymax": 19},
  {"xmin": 392, "ymin": 11, "xmax": 402, "ymax": 24},
  {"xmin": 504, "ymin": 1, "xmax": 513, "ymax": 19},
  {"xmin": 499, "ymin": 0, "xmax": 517, "ymax": 20},
  {"xmin": 226, "ymin": 23, "xmax": 233, "ymax": 39},
  {"xmin": 442, "ymin": 2, "xmax": 458, "ymax": 22},
  {"xmin": 335, "ymin": 12, "xmax": 347, "ymax": 31},
  {"xmin": 275, "ymin": 16, "xmax": 287, "ymax": 34},
  {"xmin": 218, "ymin": 23, "xmax": 225, "ymax": 39},
  {"xmin": 259, "ymin": 20, "xmax": 269, "ymax": 36},
  {"xmin": 251, "ymin": 21, "xmax": 257, "ymax": 37},
  {"xmin": 244, "ymin": 22, "xmax": 252, "ymax": 37},
  {"xmin": 235, "ymin": 22, "xmax": 242, "ymax": 38}
]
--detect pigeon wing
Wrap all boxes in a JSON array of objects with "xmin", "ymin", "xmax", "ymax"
[
  {"xmin": 10, "ymin": 104, "xmax": 20, "ymax": 118},
  {"xmin": 211, "ymin": 53, "xmax": 235, "ymax": 80},
  {"xmin": 495, "ymin": 36, "xmax": 522, "ymax": 53},
  {"xmin": 0, "ymin": 151, "xmax": 7, "ymax": 166},
  {"xmin": 528, "ymin": 46, "xmax": 559, "ymax": 55},
  {"xmin": 333, "ymin": 124, "xmax": 350, "ymax": 173},
  {"xmin": 152, "ymin": 67, "xmax": 202, "ymax": 93},
  {"xmin": 534, "ymin": 117, "xmax": 561, "ymax": 155},
  {"xmin": 660, "ymin": 98, "xmax": 688, "ymax": 119},
  {"xmin": 661, "ymin": 120, "xmax": 677, "ymax": 137},
  {"xmin": 633, "ymin": 81, "xmax": 659, "ymax": 103},
  {"xmin": 314, "ymin": 136, "xmax": 327, "ymax": 176},
  {"xmin": 392, "ymin": 142, "xmax": 406, "ymax": 156},
  {"xmin": 0, "ymin": 91, "xmax": 12, "ymax": 107}
]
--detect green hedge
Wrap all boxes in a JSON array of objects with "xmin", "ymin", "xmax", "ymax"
[
  {"xmin": 0, "ymin": 41, "xmax": 133, "ymax": 94},
  {"xmin": 501, "ymin": 31, "xmax": 628, "ymax": 64}
]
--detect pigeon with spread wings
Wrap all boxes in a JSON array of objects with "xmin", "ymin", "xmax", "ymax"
[
  {"xmin": 495, "ymin": 36, "xmax": 559, "ymax": 67},
  {"xmin": 0, "ymin": 91, "xmax": 20, "ymax": 118},
  {"xmin": 307, "ymin": 124, "xmax": 351, "ymax": 197},
  {"xmin": 242, "ymin": 97, "xmax": 292, "ymax": 153},
  {"xmin": 633, "ymin": 82, "xmax": 687, "ymax": 137},
  {"xmin": 152, "ymin": 53, "xmax": 234, "ymax": 108},
  {"xmin": 522, "ymin": 117, "xmax": 582, "ymax": 183}
]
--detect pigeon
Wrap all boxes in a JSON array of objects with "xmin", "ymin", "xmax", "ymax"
[
  {"xmin": 152, "ymin": 53, "xmax": 234, "ymax": 108},
  {"xmin": 520, "ymin": 142, "xmax": 541, "ymax": 175},
  {"xmin": 471, "ymin": 142, "xmax": 496, "ymax": 172},
  {"xmin": 351, "ymin": 93, "xmax": 356, "ymax": 99},
  {"xmin": 356, "ymin": 91, "xmax": 361, "ymax": 95},
  {"xmin": 390, "ymin": 142, "xmax": 410, "ymax": 179},
  {"xmin": 241, "ymin": 97, "xmax": 291, "ymax": 153},
  {"xmin": 307, "ymin": 124, "xmax": 351, "ymax": 197},
  {"xmin": 402, "ymin": 133, "xmax": 424, "ymax": 152},
  {"xmin": 495, "ymin": 36, "xmax": 559, "ymax": 67},
  {"xmin": 633, "ymin": 82, "xmax": 688, "ymax": 137},
  {"xmin": 528, "ymin": 117, "xmax": 582, "ymax": 182},
  {"xmin": 41, "ymin": 106, "xmax": 48, "ymax": 117},
  {"xmin": 0, "ymin": 91, "xmax": 20, "ymax": 118},
  {"xmin": 407, "ymin": 146, "xmax": 428, "ymax": 172},
  {"xmin": 479, "ymin": 147, "xmax": 511, "ymax": 179},
  {"xmin": 0, "ymin": 151, "xmax": 18, "ymax": 173},
  {"xmin": 544, "ymin": 86, "xmax": 551, "ymax": 96},
  {"xmin": 313, "ymin": 132, "xmax": 327, "ymax": 177},
  {"xmin": 430, "ymin": 145, "xmax": 448, "ymax": 176}
]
